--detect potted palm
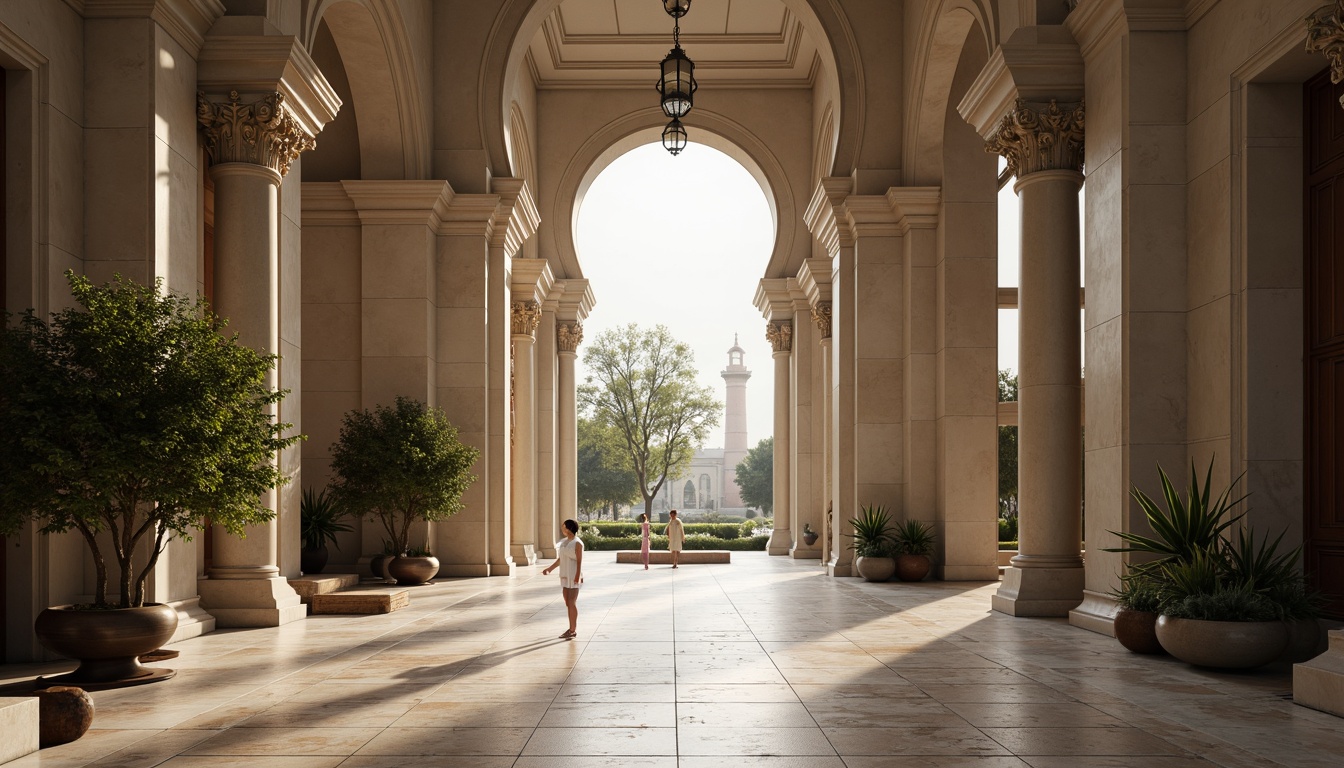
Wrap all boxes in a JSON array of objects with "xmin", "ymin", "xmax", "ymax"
[
  {"xmin": 846, "ymin": 504, "xmax": 894, "ymax": 582},
  {"xmin": 892, "ymin": 519, "xmax": 936, "ymax": 581},
  {"xmin": 300, "ymin": 487, "xmax": 351, "ymax": 575},
  {"xmin": 0, "ymin": 273, "xmax": 297, "ymax": 686},
  {"xmin": 329, "ymin": 397, "xmax": 479, "ymax": 586}
]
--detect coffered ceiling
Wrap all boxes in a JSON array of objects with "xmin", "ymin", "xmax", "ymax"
[{"xmin": 527, "ymin": 0, "xmax": 820, "ymax": 89}]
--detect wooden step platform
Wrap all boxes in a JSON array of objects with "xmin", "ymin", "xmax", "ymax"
[
  {"xmin": 288, "ymin": 574, "xmax": 360, "ymax": 604},
  {"xmin": 615, "ymin": 550, "xmax": 731, "ymax": 564},
  {"xmin": 310, "ymin": 587, "xmax": 409, "ymax": 615}
]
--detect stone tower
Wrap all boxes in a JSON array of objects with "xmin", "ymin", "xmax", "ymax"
[{"xmin": 721, "ymin": 335, "xmax": 752, "ymax": 509}]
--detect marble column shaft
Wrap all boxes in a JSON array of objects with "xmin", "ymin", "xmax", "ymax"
[
  {"xmin": 767, "ymin": 321, "xmax": 793, "ymax": 555},
  {"xmin": 557, "ymin": 321, "xmax": 583, "ymax": 528},
  {"xmin": 511, "ymin": 302, "xmax": 540, "ymax": 565}
]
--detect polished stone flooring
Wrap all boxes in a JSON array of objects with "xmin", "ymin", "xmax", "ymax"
[{"xmin": 2, "ymin": 552, "xmax": 1342, "ymax": 767}]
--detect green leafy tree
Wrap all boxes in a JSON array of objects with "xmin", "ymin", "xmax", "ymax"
[
  {"xmin": 734, "ymin": 436, "xmax": 774, "ymax": 513},
  {"xmin": 998, "ymin": 369, "xmax": 1019, "ymax": 521},
  {"xmin": 580, "ymin": 324, "xmax": 721, "ymax": 519},
  {"xmin": 0, "ymin": 272, "xmax": 300, "ymax": 608},
  {"xmin": 328, "ymin": 397, "xmax": 480, "ymax": 555},
  {"xmin": 577, "ymin": 415, "xmax": 641, "ymax": 518}
]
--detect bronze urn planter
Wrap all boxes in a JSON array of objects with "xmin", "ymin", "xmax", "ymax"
[
  {"xmin": 895, "ymin": 554, "xmax": 932, "ymax": 582},
  {"xmin": 387, "ymin": 555, "xmax": 440, "ymax": 586},
  {"xmin": 1113, "ymin": 608, "xmax": 1164, "ymax": 654},
  {"xmin": 34, "ymin": 603, "xmax": 178, "ymax": 687}
]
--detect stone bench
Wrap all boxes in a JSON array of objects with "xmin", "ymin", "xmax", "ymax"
[
  {"xmin": 288, "ymin": 574, "xmax": 360, "ymax": 604},
  {"xmin": 0, "ymin": 698, "xmax": 39, "ymax": 764},
  {"xmin": 615, "ymin": 550, "xmax": 731, "ymax": 564},
  {"xmin": 310, "ymin": 587, "xmax": 409, "ymax": 615}
]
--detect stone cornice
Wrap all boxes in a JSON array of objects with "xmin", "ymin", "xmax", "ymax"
[
  {"xmin": 340, "ymin": 180, "xmax": 455, "ymax": 226},
  {"xmin": 887, "ymin": 187, "xmax": 941, "ymax": 232},
  {"xmin": 197, "ymin": 90, "xmax": 314, "ymax": 176},
  {"xmin": 1067, "ymin": 0, "xmax": 1190, "ymax": 61},
  {"xmin": 489, "ymin": 178, "xmax": 540, "ymax": 258},
  {"xmin": 555, "ymin": 278, "xmax": 595, "ymax": 321},
  {"xmin": 788, "ymin": 276, "xmax": 811, "ymax": 311},
  {"xmin": 1308, "ymin": 1, "xmax": 1344, "ymax": 85},
  {"xmin": 511, "ymin": 257, "xmax": 555, "ymax": 304},
  {"xmin": 796, "ymin": 257, "xmax": 833, "ymax": 306},
  {"xmin": 958, "ymin": 25, "xmax": 1083, "ymax": 140},
  {"xmin": 298, "ymin": 182, "xmax": 358, "ymax": 226},
  {"xmin": 804, "ymin": 177, "xmax": 853, "ymax": 258},
  {"xmin": 198, "ymin": 32, "xmax": 340, "ymax": 141},
  {"xmin": 80, "ymin": 0, "xmax": 226, "ymax": 58},
  {"xmin": 987, "ymin": 99, "xmax": 1086, "ymax": 177},
  {"xmin": 754, "ymin": 277, "xmax": 794, "ymax": 322},
  {"xmin": 843, "ymin": 196, "xmax": 902, "ymax": 239}
]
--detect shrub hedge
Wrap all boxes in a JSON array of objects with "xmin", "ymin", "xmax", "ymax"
[
  {"xmin": 584, "ymin": 522, "xmax": 755, "ymax": 539},
  {"xmin": 998, "ymin": 517, "xmax": 1018, "ymax": 542},
  {"xmin": 578, "ymin": 528, "xmax": 770, "ymax": 551}
]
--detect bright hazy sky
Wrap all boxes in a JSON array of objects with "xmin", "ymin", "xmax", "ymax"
[{"xmin": 573, "ymin": 145, "xmax": 1077, "ymax": 447}]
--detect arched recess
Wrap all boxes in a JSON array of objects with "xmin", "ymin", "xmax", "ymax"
[
  {"xmin": 479, "ymin": 0, "xmax": 863, "ymax": 182},
  {"xmin": 905, "ymin": 0, "xmax": 997, "ymax": 186},
  {"xmin": 552, "ymin": 106, "xmax": 796, "ymax": 281},
  {"xmin": 507, "ymin": 101, "xmax": 535, "ymax": 191},
  {"xmin": 302, "ymin": 0, "xmax": 427, "ymax": 179}
]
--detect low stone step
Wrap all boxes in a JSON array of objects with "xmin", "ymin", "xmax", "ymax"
[
  {"xmin": 0, "ymin": 697, "xmax": 39, "ymax": 764},
  {"xmin": 288, "ymin": 574, "xmax": 361, "ymax": 604},
  {"xmin": 310, "ymin": 588, "xmax": 409, "ymax": 615},
  {"xmin": 615, "ymin": 550, "xmax": 730, "ymax": 564}
]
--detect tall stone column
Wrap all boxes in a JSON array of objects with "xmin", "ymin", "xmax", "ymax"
[
  {"xmin": 989, "ymin": 99, "xmax": 1086, "ymax": 617},
  {"xmin": 816, "ymin": 312, "xmax": 834, "ymax": 564},
  {"xmin": 766, "ymin": 320, "xmax": 793, "ymax": 554},
  {"xmin": 556, "ymin": 320, "xmax": 583, "ymax": 528},
  {"xmin": 195, "ymin": 90, "xmax": 314, "ymax": 627},
  {"xmin": 510, "ymin": 299, "xmax": 542, "ymax": 565}
]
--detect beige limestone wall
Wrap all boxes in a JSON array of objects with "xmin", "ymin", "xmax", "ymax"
[{"xmin": 854, "ymin": 230, "xmax": 905, "ymax": 516}]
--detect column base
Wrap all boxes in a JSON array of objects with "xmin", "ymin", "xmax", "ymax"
[
  {"xmin": 827, "ymin": 558, "xmax": 854, "ymax": 577},
  {"xmin": 992, "ymin": 564, "xmax": 1084, "ymax": 617},
  {"xmin": 438, "ymin": 563, "xmax": 492, "ymax": 577},
  {"xmin": 165, "ymin": 597, "xmax": 217, "ymax": 644},
  {"xmin": 197, "ymin": 576, "xmax": 306, "ymax": 628},
  {"xmin": 539, "ymin": 545, "xmax": 557, "ymax": 559},
  {"xmin": 488, "ymin": 560, "xmax": 516, "ymax": 577},
  {"xmin": 511, "ymin": 544, "xmax": 537, "ymax": 565},
  {"xmin": 767, "ymin": 529, "xmax": 792, "ymax": 555},
  {"xmin": 1069, "ymin": 589, "xmax": 1120, "ymax": 636},
  {"xmin": 1295, "ymin": 630, "xmax": 1344, "ymax": 718},
  {"xmin": 939, "ymin": 565, "xmax": 1001, "ymax": 581},
  {"xmin": 789, "ymin": 545, "xmax": 822, "ymax": 560}
]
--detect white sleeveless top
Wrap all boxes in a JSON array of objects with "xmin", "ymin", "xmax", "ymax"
[{"xmin": 556, "ymin": 537, "xmax": 584, "ymax": 588}]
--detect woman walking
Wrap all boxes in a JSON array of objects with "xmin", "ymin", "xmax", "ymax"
[
  {"xmin": 542, "ymin": 519, "xmax": 584, "ymax": 639},
  {"xmin": 666, "ymin": 509, "xmax": 684, "ymax": 569},
  {"xmin": 639, "ymin": 513, "xmax": 651, "ymax": 570}
]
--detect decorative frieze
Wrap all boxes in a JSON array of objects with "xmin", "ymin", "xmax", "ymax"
[
  {"xmin": 511, "ymin": 300, "xmax": 542, "ymax": 337},
  {"xmin": 986, "ymin": 99, "xmax": 1085, "ymax": 179},
  {"xmin": 1308, "ymin": 2, "xmax": 1344, "ymax": 85},
  {"xmin": 766, "ymin": 320, "xmax": 793, "ymax": 353},
  {"xmin": 197, "ymin": 90, "xmax": 316, "ymax": 177},
  {"xmin": 557, "ymin": 321, "xmax": 584, "ymax": 353},
  {"xmin": 811, "ymin": 301, "xmax": 832, "ymax": 340}
]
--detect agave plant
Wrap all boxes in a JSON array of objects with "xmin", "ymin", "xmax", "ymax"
[
  {"xmin": 300, "ymin": 487, "xmax": 352, "ymax": 551},
  {"xmin": 892, "ymin": 518, "xmax": 936, "ymax": 557},
  {"xmin": 1105, "ymin": 460, "xmax": 1245, "ymax": 575},
  {"xmin": 846, "ymin": 504, "xmax": 893, "ymax": 558}
]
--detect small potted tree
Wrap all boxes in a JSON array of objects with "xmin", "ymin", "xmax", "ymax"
[
  {"xmin": 846, "ymin": 504, "xmax": 894, "ymax": 582},
  {"xmin": 0, "ymin": 272, "xmax": 298, "ymax": 686},
  {"xmin": 300, "ymin": 487, "xmax": 351, "ymax": 575},
  {"xmin": 329, "ymin": 397, "xmax": 479, "ymax": 586},
  {"xmin": 892, "ymin": 519, "xmax": 936, "ymax": 581}
]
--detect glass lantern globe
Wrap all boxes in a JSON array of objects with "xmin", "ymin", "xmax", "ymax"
[
  {"xmin": 657, "ymin": 45, "xmax": 697, "ymax": 118},
  {"xmin": 662, "ymin": 118, "xmax": 688, "ymax": 155},
  {"xmin": 663, "ymin": 0, "xmax": 691, "ymax": 18}
]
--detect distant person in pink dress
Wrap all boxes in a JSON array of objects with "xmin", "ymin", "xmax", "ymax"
[
  {"xmin": 541, "ymin": 519, "xmax": 583, "ymax": 639},
  {"xmin": 639, "ymin": 513, "xmax": 651, "ymax": 570}
]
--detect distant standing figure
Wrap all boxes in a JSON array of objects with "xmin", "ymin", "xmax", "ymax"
[
  {"xmin": 640, "ymin": 513, "xmax": 651, "ymax": 570},
  {"xmin": 666, "ymin": 509, "xmax": 684, "ymax": 568},
  {"xmin": 541, "ymin": 519, "xmax": 583, "ymax": 639}
]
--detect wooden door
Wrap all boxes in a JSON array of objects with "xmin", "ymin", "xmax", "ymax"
[{"xmin": 1304, "ymin": 67, "xmax": 1344, "ymax": 619}]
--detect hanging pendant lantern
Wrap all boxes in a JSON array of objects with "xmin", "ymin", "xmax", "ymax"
[
  {"xmin": 657, "ymin": 44, "xmax": 697, "ymax": 118},
  {"xmin": 663, "ymin": 0, "xmax": 691, "ymax": 18},
  {"xmin": 662, "ymin": 119, "xmax": 688, "ymax": 155}
]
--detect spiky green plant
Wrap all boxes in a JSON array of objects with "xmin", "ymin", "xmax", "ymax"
[
  {"xmin": 892, "ymin": 518, "xmax": 936, "ymax": 557},
  {"xmin": 1105, "ymin": 460, "xmax": 1245, "ymax": 574},
  {"xmin": 846, "ymin": 504, "xmax": 893, "ymax": 558}
]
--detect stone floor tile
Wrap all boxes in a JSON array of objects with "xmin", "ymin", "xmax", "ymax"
[
  {"xmin": 354, "ymin": 726, "xmax": 533, "ymax": 756},
  {"xmin": 944, "ymin": 702, "xmax": 1126, "ymax": 728},
  {"xmin": 677, "ymin": 726, "xmax": 838, "ymax": 755},
  {"xmin": 680, "ymin": 758, "xmax": 846, "ymax": 768},
  {"xmin": 825, "ymin": 726, "xmax": 1011, "ymax": 756},
  {"xmin": 510, "ymin": 758, "xmax": 675, "ymax": 768},
  {"xmin": 538, "ymin": 701, "xmax": 677, "ymax": 728},
  {"xmin": 156, "ymin": 758, "xmax": 347, "ymax": 768},
  {"xmin": 519, "ymin": 726, "xmax": 678, "ymax": 756},
  {"xmin": 916, "ymin": 684, "xmax": 1078, "ymax": 703},
  {"xmin": 805, "ymin": 698, "xmax": 969, "ymax": 728},
  {"xmin": 184, "ymin": 727, "xmax": 383, "ymax": 756},
  {"xmin": 842, "ymin": 758, "xmax": 1031, "ymax": 768},
  {"xmin": 678, "ymin": 701, "xmax": 817, "ymax": 727},
  {"xmin": 423, "ymin": 682, "xmax": 560, "ymax": 701},
  {"xmin": 675, "ymin": 683, "xmax": 802, "ymax": 702},
  {"xmin": 980, "ymin": 726, "xmax": 1187, "ymax": 756},
  {"xmin": 390, "ymin": 700, "xmax": 550, "ymax": 727},
  {"xmin": 1021, "ymin": 759, "xmax": 1219, "ymax": 768}
]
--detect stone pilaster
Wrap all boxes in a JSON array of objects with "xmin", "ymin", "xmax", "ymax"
[
  {"xmin": 987, "ymin": 99, "xmax": 1087, "ymax": 617},
  {"xmin": 555, "ymin": 279, "xmax": 595, "ymax": 533},
  {"xmin": 510, "ymin": 258, "xmax": 553, "ymax": 567}
]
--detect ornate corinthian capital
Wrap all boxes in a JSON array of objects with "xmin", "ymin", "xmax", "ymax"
[
  {"xmin": 557, "ymin": 321, "xmax": 584, "ymax": 353},
  {"xmin": 811, "ymin": 301, "xmax": 832, "ymax": 340},
  {"xmin": 986, "ymin": 99, "xmax": 1085, "ymax": 179},
  {"xmin": 197, "ymin": 90, "xmax": 316, "ymax": 176},
  {"xmin": 766, "ymin": 320, "xmax": 793, "ymax": 353},
  {"xmin": 1308, "ymin": 2, "xmax": 1344, "ymax": 85},
  {"xmin": 511, "ymin": 300, "xmax": 542, "ymax": 337}
]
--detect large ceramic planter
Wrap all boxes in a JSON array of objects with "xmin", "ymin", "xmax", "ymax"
[
  {"xmin": 855, "ymin": 556, "xmax": 895, "ymax": 583},
  {"xmin": 369, "ymin": 554, "xmax": 392, "ymax": 581},
  {"xmin": 1114, "ymin": 609, "xmax": 1163, "ymax": 655},
  {"xmin": 1155, "ymin": 615, "xmax": 1288, "ymax": 669},
  {"xmin": 34, "ymin": 603, "xmax": 178, "ymax": 686},
  {"xmin": 1283, "ymin": 618, "xmax": 1328, "ymax": 663},
  {"xmin": 300, "ymin": 545, "xmax": 329, "ymax": 575},
  {"xmin": 895, "ymin": 554, "xmax": 931, "ymax": 582},
  {"xmin": 387, "ymin": 555, "xmax": 440, "ymax": 586}
]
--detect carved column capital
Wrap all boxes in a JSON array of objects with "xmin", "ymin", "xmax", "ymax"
[
  {"xmin": 511, "ymin": 300, "xmax": 542, "ymax": 337},
  {"xmin": 810, "ymin": 301, "xmax": 832, "ymax": 340},
  {"xmin": 766, "ymin": 320, "xmax": 793, "ymax": 353},
  {"xmin": 986, "ymin": 99, "xmax": 1085, "ymax": 179},
  {"xmin": 557, "ymin": 321, "xmax": 584, "ymax": 353},
  {"xmin": 1308, "ymin": 2, "xmax": 1344, "ymax": 87},
  {"xmin": 197, "ymin": 90, "xmax": 316, "ymax": 176}
]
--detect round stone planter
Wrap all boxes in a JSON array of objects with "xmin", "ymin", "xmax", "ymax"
[
  {"xmin": 1114, "ymin": 609, "xmax": 1164, "ymax": 655},
  {"xmin": 855, "ymin": 555, "xmax": 895, "ymax": 583},
  {"xmin": 1155, "ymin": 615, "xmax": 1288, "ymax": 669},
  {"xmin": 369, "ymin": 554, "xmax": 392, "ymax": 581},
  {"xmin": 300, "ymin": 545, "xmax": 329, "ymax": 575},
  {"xmin": 387, "ymin": 555, "xmax": 440, "ymax": 586},
  {"xmin": 895, "ymin": 554, "xmax": 931, "ymax": 582},
  {"xmin": 36, "ymin": 686, "xmax": 94, "ymax": 747},
  {"xmin": 34, "ymin": 603, "xmax": 178, "ymax": 687}
]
